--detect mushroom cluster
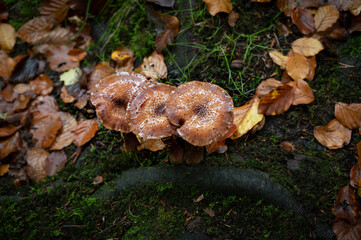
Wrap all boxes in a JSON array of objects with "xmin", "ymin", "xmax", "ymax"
[{"xmin": 90, "ymin": 72, "xmax": 234, "ymax": 156}]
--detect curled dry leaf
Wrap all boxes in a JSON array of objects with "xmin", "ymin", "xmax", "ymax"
[
  {"xmin": 17, "ymin": 16, "xmax": 55, "ymax": 45},
  {"xmin": 285, "ymin": 51, "xmax": 310, "ymax": 80},
  {"xmin": 0, "ymin": 125, "xmax": 18, "ymax": 137},
  {"xmin": 203, "ymin": 0, "xmax": 232, "ymax": 16},
  {"xmin": 291, "ymin": 37, "xmax": 324, "ymax": 57},
  {"xmin": 50, "ymin": 112, "xmax": 77, "ymax": 150},
  {"xmin": 11, "ymin": 94, "xmax": 31, "ymax": 114},
  {"xmin": 0, "ymin": 164, "xmax": 9, "ymax": 176},
  {"xmin": 74, "ymin": 119, "xmax": 98, "ymax": 147},
  {"xmin": 25, "ymin": 148, "xmax": 49, "ymax": 182},
  {"xmin": 46, "ymin": 44, "xmax": 79, "ymax": 72},
  {"xmin": 29, "ymin": 74, "xmax": 54, "ymax": 96},
  {"xmin": 291, "ymin": 8, "xmax": 315, "ymax": 35},
  {"xmin": 314, "ymin": 5, "xmax": 339, "ymax": 32},
  {"xmin": 269, "ymin": 50, "xmax": 288, "ymax": 69},
  {"xmin": 255, "ymin": 78, "xmax": 282, "ymax": 98},
  {"xmin": 231, "ymin": 97, "xmax": 264, "ymax": 139},
  {"xmin": 280, "ymin": 141, "xmax": 295, "ymax": 152},
  {"xmin": 45, "ymin": 150, "xmax": 68, "ymax": 176},
  {"xmin": 314, "ymin": 119, "xmax": 352, "ymax": 149},
  {"xmin": 137, "ymin": 138, "xmax": 166, "ymax": 152},
  {"xmin": 136, "ymin": 51, "xmax": 167, "ymax": 80},
  {"xmin": 92, "ymin": 175, "xmax": 104, "ymax": 185},
  {"xmin": 30, "ymin": 111, "xmax": 62, "ymax": 148},
  {"xmin": 228, "ymin": 10, "xmax": 239, "ymax": 27},
  {"xmin": 68, "ymin": 49, "xmax": 87, "ymax": 62},
  {"xmin": 0, "ymin": 132, "xmax": 21, "ymax": 160},
  {"xmin": 258, "ymin": 83, "xmax": 296, "ymax": 116},
  {"xmin": 0, "ymin": 23, "xmax": 16, "ymax": 53},
  {"xmin": 154, "ymin": 11, "xmax": 179, "ymax": 52},
  {"xmin": 292, "ymin": 79, "xmax": 315, "ymax": 105},
  {"xmin": 335, "ymin": 102, "xmax": 361, "ymax": 130},
  {"xmin": 88, "ymin": 62, "xmax": 114, "ymax": 92}
]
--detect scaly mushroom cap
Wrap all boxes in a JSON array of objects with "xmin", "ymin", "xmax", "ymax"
[
  {"xmin": 90, "ymin": 72, "xmax": 150, "ymax": 132},
  {"xmin": 166, "ymin": 81, "xmax": 234, "ymax": 146},
  {"xmin": 127, "ymin": 83, "xmax": 177, "ymax": 139}
]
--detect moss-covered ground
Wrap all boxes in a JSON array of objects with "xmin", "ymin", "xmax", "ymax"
[{"xmin": 1, "ymin": 0, "xmax": 361, "ymax": 239}]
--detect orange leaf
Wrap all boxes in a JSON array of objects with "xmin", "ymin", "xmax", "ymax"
[
  {"xmin": 291, "ymin": 8, "xmax": 315, "ymax": 34},
  {"xmin": 92, "ymin": 176, "xmax": 104, "ymax": 185},
  {"xmin": 314, "ymin": 5, "xmax": 339, "ymax": 32},
  {"xmin": 50, "ymin": 112, "xmax": 77, "ymax": 150},
  {"xmin": 0, "ymin": 164, "xmax": 9, "ymax": 176},
  {"xmin": 314, "ymin": 119, "xmax": 352, "ymax": 149},
  {"xmin": 335, "ymin": 102, "xmax": 361, "ymax": 130},
  {"xmin": 285, "ymin": 51, "xmax": 310, "ymax": 80},
  {"xmin": 0, "ymin": 83, "xmax": 17, "ymax": 102},
  {"xmin": 350, "ymin": 164, "xmax": 361, "ymax": 189},
  {"xmin": 74, "ymin": 119, "xmax": 98, "ymax": 147},
  {"xmin": 277, "ymin": 0, "xmax": 296, "ymax": 17},
  {"xmin": 292, "ymin": 79, "xmax": 315, "ymax": 105},
  {"xmin": 60, "ymin": 85, "xmax": 75, "ymax": 103},
  {"xmin": 68, "ymin": 49, "xmax": 87, "ymax": 62},
  {"xmin": 255, "ymin": 78, "xmax": 283, "ymax": 98},
  {"xmin": 203, "ymin": 0, "xmax": 232, "ymax": 16},
  {"xmin": 0, "ymin": 50, "xmax": 15, "ymax": 78},
  {"xmin": 258, "ymin": 83, "xmax": 295, "ymax": 116},
  {"xmin": 30, "ymin": 111, "xmax": 62, "ymax": 148},
  {"xmin": 0, "ymin": 132, "xmax": 21, "ymax": 160},
  {"xmin": 291, "ymin": 37, "xmax": 324, "ymax": 57},
  {"xmin": 153, "ymin": 11, "xmax": 179, "ymax": 52},
  {"xmin": 29, "ymin": 74, "xmax": 54, "ymax": 96}
]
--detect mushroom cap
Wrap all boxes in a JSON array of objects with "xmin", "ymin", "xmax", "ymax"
[
  {"xmin": 127, "ymin": 83, "xmax": 177, "ymax": 140},
  {"xmin": 166, "ymin": 81, "xmax": 234, "ymax": 146},
  {"xmin": 90, "ymin": 72, "xmax": 150, "ymax": 132}
]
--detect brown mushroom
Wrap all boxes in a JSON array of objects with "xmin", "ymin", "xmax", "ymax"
[
  {"xmin": 166, "ymin": 81, "xmax": 234, "ymax": 146},
  {"xmin": 127, "ymin": 83, "xmax": 177, "ymax": 139},
  {"xmin": 90, "ymin": 72, "xmax": 150, "ymax": 132}
]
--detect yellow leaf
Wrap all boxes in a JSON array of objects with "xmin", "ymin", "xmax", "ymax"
[
  {"xmin": 314, "ymin": 5, "xmax": 339, "ymax": 32},
  {"xmin": 0, "ymin": 23, "xmax": 16, "ymax": 53},
  {"xmin": 231, "ymin": 96, "xmax": 264, "ymax": 139},
  {"xmin": 0, "ymin": 164, "xmax": 9, "ymax": 176},
  {"xmin": 203, "ymin": 0, "xmax": 232, "ymax": 16},
  {"xmin": 291, "ymin": 37, "xmax": 324, "ymax": 57},
  {"xmin": 269, "ymin": 50, "xmax": 288, "ymax": 69}
]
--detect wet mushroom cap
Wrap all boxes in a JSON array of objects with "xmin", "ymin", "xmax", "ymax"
[
  {"xmin": 90, "ymin": 72, "xmax": 150, "ymax": 132},
  {"xmin": 166, "ymin": 81, "xmax": 234, "ymax": 146},
  {"xmin": 127, "ymin": 83, "xmax": 177, "ymax": 139}
]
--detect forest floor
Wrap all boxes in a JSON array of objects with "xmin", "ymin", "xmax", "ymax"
[{"xmin": 1, "ymin": 0, "xmax": 361, "ymax": 239}]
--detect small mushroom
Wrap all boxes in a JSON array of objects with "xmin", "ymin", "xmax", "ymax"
[
  {"xmin": 127, "ymin": 83, "xmax": 177, "ymax": 139},
  {"xmin": 166, "ymin": 81, "xmax": 234, "ymax": 146},
  {"xmin": 90, "ymin": 72, "xmax": 150, "ymax": 132}
]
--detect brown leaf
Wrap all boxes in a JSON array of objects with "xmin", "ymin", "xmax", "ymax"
[
  {"xmin": 350, "ymin": 14, "xmax": 361, "ymax": 33},
  {"xmin": 0, "ymin": 125, "xmax": 18, "ymax": 137},
  {"xmin": 74, "ymin": 119, "xmax": 98, "ymax": 147},
  {"xmin": 255, "ymin": 78, "xmax": 283, "ymax": 98},
  {"xmin": 25, "ymin": 148, "xmax": 49, "ymax": 182},
  {"xmin": 314, "ymin": 5, "xmax": 339, "ymax": 32},
  {"xmin": 153, "ymin": 11, "xmax": 179, "ymax": 52},
  {"xmin": 17, "ymin": 16, "xmax": 55, "ymax": 45},
  {"xmin": 203, "ymin": 207, "xmax": 215, "ymax": 217},
  {"xmin": 88, "ymin": 62, "xmax": 114, "ymax": 92},
  {"xmin": 203, "ymin": 0, "xmax": 232, "ymax": 16},
  {"xmin": 280, "ymin": 141, "xmax": 295, "ymax": 152},
  {"xmin": 285, "ymin": 51, "xmax": 310, "ymax": 80},
  {"xmin": 0, "ymin": 1, "xmax": 8, "ymax": 21},
  {"xmin": 258, "ymin": 83, "xmax": 295, "ymax": 115},
  {"xmin": 29, "ymin": 74, "xmax": 54, "ymax": 96},
  {"xmin": 68, "ymin": 49, "xmax": 87, "ymax": 62},
  {"xmin": 0, "ymin": 164, "xmax": 9, "ymax": 176},
  {"xmin": 1, "ymin": 83, "xmax": 17, "ymax": 102},
  {"xmin": 277, "ymin": 0, "xmax": 296, "ymax": 17},
  {"xmin": 194, "ymin": 194, "xmax": 204, "ymax": 203},
  {"xmin": 50, "ymin": 112, "xmax": 77, "ymax": 150},
  {"xmin": 30, "ymin": 95, "xmax": 59, "ymax": 113},
  {"xmin": 335, "ymin": 102, "xmax": 361, "ymax": 130},
  {"xmin": 46, "ymin": 44, "xmax": 79, "ymax": 72},
  {"xmin": 136, "ymin": 51, "xmax": 167, "ymax": 80},
  {"xmin": 228, "ymin": 10, "xmax": 239, "ymax": 27},
  {"xmin": 60, "ymin": 85, "xmax": 75, "ymax": 103},
  {"xmin": 39, "ymin": 0, "xmax": 69, "ymax": 22},
  {"xmin": 333, "ymin": 184, "xmax": 361, "ymax": 224},
  {"xmin": 92, "ymin": 175, "xmax": 104, "ymax": 185},
  {"xmin": 306, "ymin": 56, "xmax": 316, "ymax": 81},
  {"xmin": 350, "ymin": 164, "xmax": 361, "ymax": 189},
  {"xmin": 291, "ymin": 8, "xmax": 315, "ymax": 35},
  {"xmin": 358, "ymin": 141, "xmax": 361, "ymax": 169},
  {"xmin": 314, "ymin": 119, "xmax": 352, "ymax": 149},
  {"xmin": 0, "ymin": 50, "xmax": 15, "ymax": 78},
  {"xmin": 36, "ymin": 27, "xmax": 74, "ymax": 46},
  {"xmin": 45, "ymin": 150, "xmax": 67, "ymax": 176},
  {"xmin": 137, "ymin": 138, "xmax": 166, "ymax": 152},
  {"xmin": 11, "ymin": 94, "xmax": 31, "ymax": 114},
  {"xmin": 0, "ymin": 132, "xmax": 21, "ymax": 160},
  {"xmin": 333, "ymin": 218, "xmax": 361, "ymax": 240},
  {"xmin": 0, "ymin": 23, "xmax": 16, "ymax": 53},
  {"xmin": 31, "ymin": 111, "xmax": 62, "ymax": 148},
  {"xmin": 231, "ymin": 97, "xmax": 264, "ymax": 139},
  {"xmin": 292, "ymin": 79, "xmax": 315, "ymax": 105},
  {"xmin": 291, "ymin": 37, "xmax": 324, "ymax": 57},
  {"xmin": 269, "ymin": 50, "xmax": 288, "ymax": 69}
]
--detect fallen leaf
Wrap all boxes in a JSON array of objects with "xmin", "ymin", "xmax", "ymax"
[
  {"xmin": 231, "ymin": 97, "xmax": 264, "ymax": 139},
  {"xmin": 0, "ymin": 164, "xmax": 9, "ymax": 176},
  {"xmin": 29, "ymin": 74, "xmax": 54, "ymax": 96},
  {"xmin": 30, "ymin": 95, "xmax": 59, "ymax": 113},
  {"xmin": 255, "ymin": 78, "xmax": 283, "ymax": 98},
  {"xmin": 11, "ymin": 94, "xmax": 31, "ymax": 114},
  {"xmin": 314, "ymin": 119, "xmax": 352, "ymax": 149},
  {"xmin": 25, "ymin": 148, "xmax": 49, "ymax": 182},
  {"xmin": 333, "ymin": 218, "xmax": 361, "ymax": 240},
  {"xmin": 30, "ymin": 111, "xmax": 62, "ymax": 148},
  {"xmin": 50, "ymin": 112, "xmax": 77, "ymax": 150},
  {"xmin": 203, "ymin": 207, "xmax": 215, "ymax": 217},
  {"xmin": 251, "ymin": 0, "xmax": 270, "ymax": 2},
  {"xmin": 335, "ymin": 102, "xmax": 361, "ymax": 130},
  {"xmin": 291, "ymin": 37, "xmax": 324, "ymax": 57},
  {"xmin": 292, "ymin": 79, "xmax": 315, "ymax": 105},
  {"xmin": 269, "ymin": 50, "xmax": 288, "ymax": 69},
  {"xmin": 146, "ymin": 0, "xmax": 175, "ymax": 7},
  {"xmin": 277, "ymin": 0, "xmax": 297, "ymax": 17},
  {"xmin": 0, "ymin": 23, "xmax": 16, "ymax": 53},
  {"xmin": 203, "ymin": 0, "xmax": 232, "ymax": 16},
  {"xmin": 74, "ymin": 119, "xmax": 98, "ymax": 147},
  {"xmin": 10, "ymin": 56, "xmax": 46, "ymax": 84},
  {"xmin": 258, "ymin": 83, "xmax": 295, "ymax": 115},
  {"xmin": 358, "ymin": 141, "xmax": 361, "ymax": 168},
  {"xmin": 194, "ymin": 194, "xmax": 204, "ymax": 203},
  {"xmin": 60, "ymin": 85, "xmax": 75, "ymax": 103},
  {"xmin": 92, "ymin": 175, "xmax": 104, "ymax": 185},
  {"xmin": 0, "ymin": 125, "xmax": 18, "ymax": 137},
  {"xmin": 17, "ymin": 16, "xmax": 55, "ymax": 45},
  {"xmin": 291, "ymin": 8, "xmax": 315, "ymax": 35},
  {"xmin": 0, "ymin": 132, "xmax": 21, "ymax": 160},
  {"xmin": 350, "ymin": 164, "xmax": 361, "ymax": 188},
  {"xmin": 136, "ymin": 51, "xmax": 167, "ymax": 80},
  {"xmin": 137, "ymin": 138, "xmax": 166, "ymax": 152},
  {"xmin": 32, "ymin": 27, "xmax": 74, "ymax": 47},
  {"xmin": 44, "ymin": 150, "xmax": 68, "ymax": 176},
  {"xmin": 314, "ymin": 5, "xmax": 339, "ymax": 32},
  {"xmin": 280, "ymin": 141, "xmax": 295, "ymax": 152},
  {"xmin": 0, "ymin": 50, "xmax": 15, "ymax": 78},
  {"xmin": 46, "ymin": 44, "xmax": 79, "ymax": 72},
  {"xmin": 285, "ymin": 51, "xmax": 310, "ymax": 80},
  {"xmin": 13, "ymin": 83, "xmax": 31, "ymax": 95},
  {"xmin": 88, "ymin": 62, "xmax": 114, "ymax": 92},
  {"xmin": 39, "ymin": 0, "xmax": 69, "ymax": 22},
  {"xmin": 68, "ymin": 49, "xmax": 87, "ymax": 62},
  {"xmin": 350, "ymin": 14, "xmax": 361, "ymax": 33},
  {"xmin": 228, "ymin": 10, "xmax": 239, "ymax": 27},
  {"xmin": 306, "ymin": 56, "xmax": 317, "ymax": 81},
  {"xmin": 60, "ymin": 67, "xmax": 82, "ymax": 86},
  {"xmin": 153, "ymin": 11, "xmax": 179, "ymax": 52},
  {"xmin": 1, "ymin": 83, "xmax": 17, "ymax": 102},
  {"xmin": 351, "ymin": 5, "xmax": 361, "ymax": 16}
]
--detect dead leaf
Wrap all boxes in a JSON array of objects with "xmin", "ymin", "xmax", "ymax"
[
  {"xmin": 285, "ymin": 51, "xmax": 310, "ymax": 80},
  {"xmin": 0, "ymin": 164, "xmax": 9, "ymax": 176},
  {"xmin": 30, "ymin": 95, "xmax": 59, "ymax": 113},
  {"xmin": 277, "ymin": 0, "xmax": 297, "ymax": 17},
  {"xmin": 292, "ymin": 79, "xmax": 315, "ymax": 105},
  {"xmin": 0, "ymin": 132, "xmax": 21, "ymax": 160},
  {"xmin": 231, "ymin": 97, "xmax": 264, "ymax": 139},
  {"xmin": 60, "ymin": 67, "xmax": 82, "ymax": 86},
  {"xmin": 39, "ymin": 0, "xmax": 69, "ymax": 22},
  {"xmin": 335, "ymin": 102, "xmax": 361, "ymax": 130},
  {"xmin": 203, "ymin": 0, "xmax": 232, "ymax": 16},
  {"xmin": 280, "ymin": 141, "xmax": 295, "ymax": 152},
  {"xmin": 269, "ymin": 50, "xmax": 288, "ymax": 69},
  {"xmin": 33, "ymin": 27, "xmax": 74, "ymax": 48},
  {"xmin": 0, "ymin": 125, "xmax": 17, "ymax": 137},
  {"xmin": 314, "ymin": 119, "xmax": 352, "ymax": 149},
  {"xmin": 255, "ymin": 78, "xmax": 283, "ymax": 98},
  {"xmin": 60, "ymin": 85, "xmax": 75, "ymax": 103},
  {"xmin": 251, "ymin": 0, "xmax": 270, "ymax": 2},
  {"xmin": 0, "ymin": 23, "xmax": 16, "ymax": 53},
  {"xmin": 1, "ymin": 83, "xmax": 17, "ymax": 102},
  {"xmin": 350, "ymin": 164, "xmax": 361, "ymax": 189},
  {"xmin": 333, "ymin": 218, "xmax": 361, "ymax": 240},
  {"xmin": 50, "ymin": 112, "xmax": 77, "ymax": 150},
  {"xmin": 44, "ymin": 150, "xmax": 67, "ymax": 176},
  {"xmin": 88, "ymin": 62, "xmax": 114, "ymax": 92},
  {"xmin": 10, "ymin": 56, "xmax": 46, "ymax": 84},
  {"xmin": 194, "ymin": 194, "xmax": 204, "ymax": 203},
  {"xmin": 351, "ymin": 5, "xmax": 361, "ymax": 16},
  {"xmin": 314, "ymin": 5, "xmax": 339, "ymax": 32},
  {"xmin": 29, "ymin": 74, "xmax": 54, "ymax": 96},
  {"xmin": 153, "ymin": 11, "xmax": 179, "ymax": 52},
  {"xmin": 68, "ymin": 49, "xmax": 87, "ymax": 62},
  {"xmin": 136, "ymin": 51, "xmax": 167, "ymax": 80},
  {"xmin": 306, "ymin": 56, "xmax": 316, "ymax": 81},
  {"xmin": 203, "ymin": 207, "xmax": 215, "ymax": 217},
  {"xmin": 25, "ymin": 148, "xmax": 49, "ymax": 182},
  {"xmin": 17, "ymin": 16, "xmax": 55, "ymax": 45},
  {"xmin": 358, "ymin": 141, "xmax": 361, "ymax": 168},
  {"xmin": 30, "ymin": 111, "xmax": 62, "ymax": 148},
  {"xmin": 11, "ymin": 94, "xmax": 31, "ymax": 113},
  {"xmin": 74, "ymin": 119, "xmax": 98, "ymax": 147},
  {"xmin": 228, "ymin": 10, "xmax": 239, "ymax": 27},
  {"xmin": 258, "ymin": 83, "xmax": 296, "ymax": 115},
  {"xmin": 46, "ymin": 44, "xmax": 79, "ymax": 72},
  {"xmin": 111, "ymin": 46, "xmax": 134, "ymax": 73},
  {"xmin": 0, "ymin": 50, "xmax": 15, "ymax": 78},
  {"xmin": 291, "ymin": 8, "xmax": 315, "ymax": 35},
  {"xmin": 92, "ymin": 175, "xmax": 104, "ymax": 185},
  {"xmin": 137, "ymin": 138, "xmax": 166, "ymax": 152},
  {"xmin": 291, "ymin": 37, "xmax": 324, "ymax": 57}
]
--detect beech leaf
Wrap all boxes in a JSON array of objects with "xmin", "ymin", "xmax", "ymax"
[
  {"xmin": 258, "ymin": 83, "xmax": 295, "ymax": 115},
  {"xmin": 17, "ymin": 16, "xmax": 55, "ymax": 45},
  {"xmin": 50, "ymin": 112, "xmax": 77, "ymax": 150},
  {"xmin": 291, "ymin": 8, "xmax": 315, "ymax": 35},
  {"xmin": 88, "ymin": 62, "xmax": 114, "ymax": 92},
  {"xmin": 45, "ymin": 150, "xmax": 68, "ymax": 176},
  {"xmin": 203, "ymin": 0, "xmax": 232, "ymax": 16},
  {"xmin": 291, "ymin": 37, "xmax": 324, "ymax": 57},
  {"xmin": 292, "ymin": 79, "xmax": 315, "ymax": 105},
  {"xmin": 0, "ymin": 164, "xmax": 9, "ymax": 176},
  {"xmin": 0, "ymin": 132, "xmax": 21, "ymax": 160},
  {"xmin": 0, "ymin": 125, "xmax": 18, "ymax": 137},
  {"xmin": 136, "ymin": 51, "xmax": 167, "ymax": 80},
  {"xmin": 30, "ymin": 111, "xmax": 62, "ymax": 148},
  {"xmin": 335, "ymin": 102, "xmax": 361, "ymax": 130},
  {"xmin": 46, "ymin": 44, "xmax": 79, "ymax": 72},
  {"xmin": 285, "ymin": 51, "xmax": 310, "ymax": 80},
  {"xmin": 255, "ymin": 78, "xmax": 283, "ymax": 98},
  {"xmin": 25, "ymin": 148, "xmax": 49, "ymax": 182},
  {"xmin": 29, "ymin": 74, "xmax": 54, "ymax": 96},
  {"xmin": 74, "ymin": 119, "xmax": 98, "ymax": 147},
  {"xmin": 0, "ymin": 23, "xmax": 16, "ymax": 53},
  {"xmin": 39, "ymin": 0, "xmax": 69, "ymax": 22},
  {"xmin": 269, "ymin": 50, "xmax": 288, "ymax": 69},
  {"xmin": 314, "ymin": 5, "xmax": 339, "ymax": 32},
  {"xmin": 314, "ymin": 119, "xmax": 352, "ymax": 149}
]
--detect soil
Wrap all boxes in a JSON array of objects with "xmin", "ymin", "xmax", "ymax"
[{"xmin": 1, "ymin": 0, "xmax": 361, "ymax": 239}]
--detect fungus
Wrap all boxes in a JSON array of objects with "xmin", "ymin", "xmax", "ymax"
[
  {"xmin": 127, "ymin": 83, "xmax": 177, "ymax": 139},
  {"xmin": 166, "ymin": 81, "xmax": 234, "ymax": 146},
  {"xmin": 90, "ymin": 72, "xmax": 150, "ymax": 132}
]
